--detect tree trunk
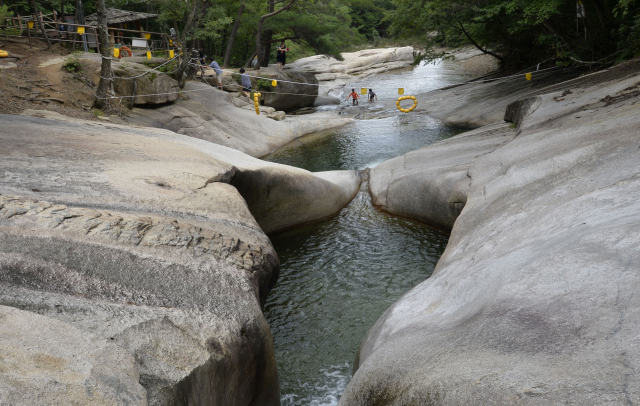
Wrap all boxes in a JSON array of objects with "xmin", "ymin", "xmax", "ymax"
[
  {"xmin": 244, "ymin": 50, "xmax": 257, "ymax": 68},
  {"xmin": 261, "ymin": 0, "xmax": 275, "ymax": 67},
  {"xmin": 223, "ymin": 1, "xmax": 244, "ymax": 68},
  {"xmin": 74, "ymin": 0, "xmax": 81, "ymax": 24},
  {"xmin": 31, "ymin": 0, "xmax": 52, "ymax": 51},
  {"xmin": 174, "ymin": 0, "xmax": 204, "ymax": 88},
  {"xmin": 94, "ymin": 0, "xmax": 113, "ymax": 109},
  {"xmin": 457, "ymin": 21, "xmax": 504, "ymax": 62},
  {"xmin": 255, "ymin": 0, "xmax": 296, "ymax": 69}
]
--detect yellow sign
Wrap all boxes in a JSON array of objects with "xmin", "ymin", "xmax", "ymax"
[
  {"xmin": 123, "ymin": 23, "xmax": 127, "ymax": 28},
  {"xmin": 169, "ymin": 50, "xmax": 175, "ymax": 58},
  {"xmin": 146, "ymin": 51, "xmax": 152, "ymax": 60},
  {"xmin": 272, "ymin": 80, "xmax": 277, "ymax": 87},
  {"xmin": 114, "ymin": 48, "xmax": 120, "ymax": 58},
  {"xmin": 396, "ymin": 95, "xmax": 418, "ymax": 113},
  {"xmin": 77, "ymin": 26, "xmax": 85, "ymax": 34},
  {"xmin": 361, "ymin": 88, "xmax": 367, "ymax": 95},
  {"xmin": 169, "ymin": 39, "xmax": 173, "ymax": 45},
  {"xmin": 28, "ymin": 21, "xmax": 34, "ymax": 29},
  {"xmin": 526, "ymin": 73, "xmax": 532, "ymax": 80},
  {"xmin": 398, "ymin": 88, "xmax": 404, "ymax": 95},
  {"xmin": 145, "ymin": 33, "xmax": 151, "ymax": 40}
]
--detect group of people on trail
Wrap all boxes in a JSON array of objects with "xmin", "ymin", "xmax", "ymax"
[
  {"xmin": 347, "ymin": 88, "xmax": 377, "ymax": 105},
  {"xmin": 196, "ymin": 41, "xmax": 290, "ymax": 96}
]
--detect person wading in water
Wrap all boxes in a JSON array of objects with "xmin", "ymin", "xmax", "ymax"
[
  {"xmin": 347, "ymin": 88, "xmax": 360, "ymax": 105},
  {"xmin": 368, "ymin": 88, "xmax": 377, "ymax": 103}
]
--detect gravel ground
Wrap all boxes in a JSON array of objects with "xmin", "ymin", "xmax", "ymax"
[{"xmin": 0, "ymin": 40, "xmax": 98, "ymax": 120}]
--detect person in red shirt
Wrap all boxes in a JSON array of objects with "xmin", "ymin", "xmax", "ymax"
[{"xmin": 347, "ymin": 88, "xmax": 360, "ymax": 105}]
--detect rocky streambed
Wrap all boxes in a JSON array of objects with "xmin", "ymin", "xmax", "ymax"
[{"xmin": 1, "ymin": 45, "xmax": 639, "ymax": 406}]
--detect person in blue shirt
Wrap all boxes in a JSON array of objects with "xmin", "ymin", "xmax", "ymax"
[
  {"xmin": 208, "ymin": 58, "xmax": 223, "ymax": 90},
  {"xmin": 240, "ymin": 68, "xmax": 251, "ymax": 98}
]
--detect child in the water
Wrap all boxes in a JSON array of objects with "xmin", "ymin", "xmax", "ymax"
[
  {"xmin": 368, "ymin": 89, "xmax": 377, "ymax": 103},
  {"xmin": 347, "ymin": 89, "xmax": 360, "ymax": 105}
]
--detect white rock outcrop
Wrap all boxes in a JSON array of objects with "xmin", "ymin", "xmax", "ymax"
[{"xmin": 288, "ymin": 47, "xmax": 415, "ymax": 97}]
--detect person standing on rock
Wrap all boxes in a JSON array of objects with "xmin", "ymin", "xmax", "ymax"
[
  {"xmin": 240, "ymin": 68, "xmax": 252, "ymax": 98},
  {"xmin": 368, "ymin": 89, "xmax": 377, "ymax": 103},
  {"xmin": 347, "ymin": 88, "xmax": 360, "ymax": 106},
  {"xmin": 277, "ymin": 42, "xmax": 289, "ymax": 71},
  {"xmin": 208, "ymin": 58, "xmax": 224, "ymax": 90}
]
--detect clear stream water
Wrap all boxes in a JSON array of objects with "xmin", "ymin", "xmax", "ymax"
[{"xmin": 262, "ymin": 61, "xmax": 468, "ymax": 405}]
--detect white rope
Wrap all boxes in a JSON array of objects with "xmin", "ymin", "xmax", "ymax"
[
  {"xmin": 95, "ymin": 47, "xmax": 625, "ymax": 102},
  {"xmin": 100, "ymin": 55, "xmax": 181, "ymax": 81}
]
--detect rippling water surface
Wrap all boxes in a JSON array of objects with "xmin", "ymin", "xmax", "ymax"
[{"xmin": 263, "ymin": 60, "xmax": 467, "ymax": 405}]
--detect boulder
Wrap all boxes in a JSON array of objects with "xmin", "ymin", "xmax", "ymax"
[
  {"xmin": 219, "ymin": 73, "xmax": 242, "ymax": 92},
  {"xmin": 341, "ymin": 64, "xmax": 640, "ymax": 405},
  {"xmin": 0, "ymin": 305, "xmax": 147, "ymax": 406},
  {"xmin": 0, "ymin": 113, "xmax": 280, "ymax": 406},
  {"xmin": 96, "ymin": 62, "xmax": 179, "ymax": 105},
  {"xmin": 268, "ymin": 110, "xmax": 286, "ymax": 121},
  {"xmin": 260, "ymin": 70, "xmax": 319, "ymax": 111}
]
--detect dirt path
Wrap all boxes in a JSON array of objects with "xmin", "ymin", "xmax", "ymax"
[{"xmin": 0, "ymin": 40, "xmax": 97, "ymax": 120}]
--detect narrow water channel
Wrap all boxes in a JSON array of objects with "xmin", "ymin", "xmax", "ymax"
[{"xmin": 262, "ymin": 61, "xmax": 468, "ymax": 405}]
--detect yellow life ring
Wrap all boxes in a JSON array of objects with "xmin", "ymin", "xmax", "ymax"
[
  {"xmin": 0, "ymin": 50, "xmax": 8, "ymax": 58},
  {"xmin": 396, "ymin": 95, "xmax": 417, "ymax": 113}
]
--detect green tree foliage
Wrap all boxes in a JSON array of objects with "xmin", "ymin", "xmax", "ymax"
[
  {"xmin": 348, "ymin": 0, "xmax": 395, "ymax": 40},
  {"xmin": 389, "ymin": 0, "xmax": 640, "ymax": 68}
]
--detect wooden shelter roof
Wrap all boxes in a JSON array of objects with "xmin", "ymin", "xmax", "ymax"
[{"xmin": 85, "ymin": 9, "xmax": 158, "ymax": 26}]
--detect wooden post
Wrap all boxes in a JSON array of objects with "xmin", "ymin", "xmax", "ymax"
[
  {"xmin": 26, "ymin": 17, "xmax": 32, "ymax": 48},
  {"xmin": 94, "ymin": 0, "xmax": 114, "ymax": 109},
  {"xmin": 94, "ymin": 27, "xmax": 99, "ymax": 54},
  {"xmin": 162, "ymin": 33, "xmax": 168, "ymax": 59}
]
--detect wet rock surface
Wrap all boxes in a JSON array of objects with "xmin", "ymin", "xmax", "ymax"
[{"xmin": 342, "ymin": 64, "xmax": 640, "ymax": 404}]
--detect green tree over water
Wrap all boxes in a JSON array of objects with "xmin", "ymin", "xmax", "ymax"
[{"xmin": 388, "ymin": 0, "xmax": 640, "ymax": 68}]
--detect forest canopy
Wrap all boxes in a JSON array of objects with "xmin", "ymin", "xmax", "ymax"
[{"xmin": 3, "ymin": 0, "xmax": 639, "ymax": 69}]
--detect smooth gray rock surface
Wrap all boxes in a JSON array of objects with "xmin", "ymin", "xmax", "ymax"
[
  {"xmin": 342, "ymin": 65, "xmax": 640, "ymax": 404},
  {"xmin": 0, "ymin": 113, "xmax": 281, "ymax": 406},
  {"xmin": 126, "ymin": 82, "xmax": 354, "ymax": 158},
  {"xmin": 416, "ymin": 58, "xmax": 640, "ymax": 128},
  {"xmin": 0, "ymin": 305, "xmax": 147, "ymax": 406},
  {"xmin": 370, "ymin": 122, "xmax": 516, "ymax": 230},
  {"xmin": 18, "ymin": 110, "xmax": 362, "ymax": 234}
]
